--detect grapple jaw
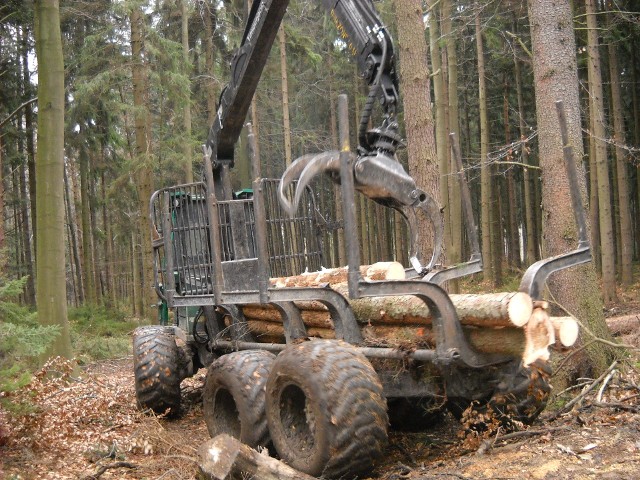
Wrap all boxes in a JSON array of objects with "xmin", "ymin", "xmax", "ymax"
[{"xmin": 278, "ymin": 146, "xmax": 443, "ymax": 274}]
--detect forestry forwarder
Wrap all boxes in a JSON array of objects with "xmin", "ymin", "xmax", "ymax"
[{"xmin": 133, "ymin": 0, "xmax": 592, "ymax": 477}]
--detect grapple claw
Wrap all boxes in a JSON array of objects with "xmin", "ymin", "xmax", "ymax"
[
  {"xmin": 398, "ymin": 193, "xmax": 443, "ymax": 274},
  {"xmin": 278, "ymin": 151, "xmax": 343, "ymax": 215}
]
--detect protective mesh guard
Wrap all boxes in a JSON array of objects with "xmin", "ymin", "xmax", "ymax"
[{"xmin": 150, "ymin": 180, "xmax": 323, "ymax": 297}]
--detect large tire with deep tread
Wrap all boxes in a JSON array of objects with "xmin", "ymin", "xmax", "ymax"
[
  {"xmin": 265, "ymin": 339, "xmax": 388, "ymax": 479},
  {"xmin": 448, "ymin": 360, "xmax": 552, "ymax": 428},
  {"xmin": 133, "ymin": 326, "xmax": 182, "ymax": 415},
  {"xmin": 203, "ymin": 350, "xmax": 275, "ymax": 448}
]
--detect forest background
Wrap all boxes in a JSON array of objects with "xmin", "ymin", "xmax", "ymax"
[{"xmin": 0, "ymin": 0, "xmax": 639, "ymax": 392}]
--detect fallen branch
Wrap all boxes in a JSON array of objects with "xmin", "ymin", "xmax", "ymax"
[
  {"xmin": 590, "ymin": 401, "xmax": 640, "ymax": 413},
  {"xmin": 80, "ymin": 461, "xmax": 137, "ymax": 480},
  {"xmin": 477, "ymin": 426, "xmax": 571, "ymax": 454},
  {"xmin": 548, "ymin": 361, "xmax": 618, "ymax": 421},
  {"xmin": 606, "ymin": 314, "xmax": 640, "ymax": 336},
  {"xmin": 199, "ymin": 434, "xmax": 316, "ymax": 480}
]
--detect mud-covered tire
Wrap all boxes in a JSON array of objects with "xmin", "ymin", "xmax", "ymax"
[
  {"xmin": 448, "ymin": 360, "xmax": 552, "ymax": 427},
  {"xmin": 133, "ymin": 326, "xmax": 182, "ymax": 415},
  {"xmin": 266, "ymin": 339, "xmax": 388, "ymax": 479},
  {"xmin": 203, "ymin": 350, "xmax": 275, "ymax": 448}
]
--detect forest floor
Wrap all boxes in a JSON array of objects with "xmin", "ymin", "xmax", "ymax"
[{"xmin": 1, "ymin": 297, "xmax": 640, "ymax": 480}]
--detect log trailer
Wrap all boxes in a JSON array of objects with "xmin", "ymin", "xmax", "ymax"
[{"xmin": 132, "ymin": 0, "xmax": 592, "ymax": 477}]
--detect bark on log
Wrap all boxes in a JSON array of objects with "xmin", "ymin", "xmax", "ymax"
[
  {"xmin": 550, "ymin": 316, "xmax": 579, "ymax": 347},
  {"xmin": 523, "ymin": 308, "xmax": 554, "ymax": 366},
  {"xmin": 605, "ymin": 314, "xmax": 640, "ymax": 336},
  {"xmin": 243, "ymin": 318, "xmax": 554, "ymax": 362},
  {"xmin": 270, "ymin": 261, "xmax": 405, "ymax": 287},
  {"xmin": 242, "ymin": 290, "xmax": 533, "ymax": 329},
  {"xmin": 242, "ymin": 306, "xmax": 334, "ymax": 329},
  {"xmin": 198, "ymin": 434, "xmax": 316, "ymax": 480}
]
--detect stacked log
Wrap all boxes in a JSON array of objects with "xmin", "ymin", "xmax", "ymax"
[{"xmin": 233, "ymin": 263, "xmax": 578, "ymax": 366}]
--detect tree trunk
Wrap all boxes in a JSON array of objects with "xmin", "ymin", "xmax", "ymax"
[
  {"xmin": 442, "ymin": 0, "xmax": 462, "ymax": 287},
  {"xmin": 476, "ymin": 4, "xmax": 493, "ymax": 284},
  {"xmin": 527, "ymin": 0, "xmax": 616, "ymax": 379},
  {"xmin": 21, "ymin": 25, "xmax": 37, "ymax": 260},
  {"xmin": 0, "ymin": 137, "xmax": 4, "ymax": 262},
  {"xmin": 79, "ymin": 140, "xmax": 96, "ymax": 304},
  {"xmin": 130, "ymin": 6, "xmax": 155, "ymax": 319},
  {"xmin": 607, "ymin": 17, "xmax": 633, "ymax": 286},
  {"xmin": 203, "ymin": 0, "xmax": 217, "ymax": 126},
  {"xmin": 182, "ymin": 0, "xmax": 193, "ymax": 183},
  {"xmin": 513, "ymin": 38, "xmax": 537, "ymax": 265},
  {"xmin": 19, "ymin": 155, "xmax": 35, "ymax": 305},
  {"xmin": 503, "ymin": 79, "xmax": 520, "ymax": 269},
  {"xmin": 586, "ymin": 0, "xmax": 616, "ymax": 303},
  {"xmin": 393, "ymin": 0, "xmax": 440, "ymax": 265},
  {"xmin": 64, "ymin": 164, "xmax": 83, "ymax": 304},
  {"xmin": 428, "ymin": 0, "xmax": 451, "ymax": 269},
  {"xmin": 34, "ymin": 0, "xmax": 72, "ymax": 359},
  {"xmin": 101, "ymin": 172, "xmax": 115, "ymax": 307},
  {"xmin": 279, "ymin": 25, "xmax": 292, "ymax": 167}
]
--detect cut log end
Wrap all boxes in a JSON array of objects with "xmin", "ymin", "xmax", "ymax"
[
  {"xmin": 522, "ymin": 308, "xmax": 555, "ymax": 366},
  {"xmin": 507, "ymin": 292, "xmax": 534, "ymax": 327},
  {"xmin": 550, "ymin": 316, "xmax": 579, "ymax": 347}
]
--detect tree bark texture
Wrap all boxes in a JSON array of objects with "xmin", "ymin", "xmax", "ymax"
[
  {"xmin": 442, "ymin": 0, "xmax": 462, "ymax": 277},
  {"xmin": 527, "ymin": 0, "xmax": 614, "ymax": 377},
  {"xmin": 130, "ymin": 6, "xmax": 155, "ymax": 318},
  {"xmin": 607, "ymin": 22, "xmax": 633, "ymax": 286},
  {"xmin": 34, "ymin": 0, "xmax": 72, "ymax": 359},
  {"xmin": 393, "ymin": 0, "xmax": 440, "ymax": 264},
  {"xmin": 586, "ymin": 0, "xmax": 616, "ymax": 303},
  {"xmin": 182, "ymin": 0, "xmax": 193, "ymax": 183},
  {"xmin": 476, "ymin": 4, "xmax": 493, "ymax": 284}
]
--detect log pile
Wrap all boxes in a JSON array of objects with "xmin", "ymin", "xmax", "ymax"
[{"xmin": 234, "ymin": 263, "xmax": 579, "ymax": 366}]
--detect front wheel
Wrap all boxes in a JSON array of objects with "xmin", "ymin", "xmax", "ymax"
[
  {"xmin": 133, "ymin": 326, "xmax": 184, "ymax": 415},
  {"xmin": 265, "ymin": 340, "xmax": 388, "ymax": 479}
]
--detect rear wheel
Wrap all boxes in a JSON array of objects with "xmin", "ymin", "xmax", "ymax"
[
  {"xmin": 133, "ymin": 326, "xmax": 183, "ymax": 415},
  {"xmin": 265, "ymin": 340, "xmax": 388, "ymax": 479},
  {"xmin": 202, "ymin": 350, "xmax": 275, "ymax": 448}
]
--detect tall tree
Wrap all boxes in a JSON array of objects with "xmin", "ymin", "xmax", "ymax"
[
  {"xmin": 182, "ymin": 0, "xmax": 193, "ymax": 183},
  {"xmin": 585, "ymin": 0, "xmax": 616, "ymax": 303},
  {"xmin": 34, "ymin": 0, "xmax": 72, "ymax": 358},
  {"xmin": 527, "ymin": 0, "xmax": 615, "ymax": 378},
  {"xmin": 475, "ymin": 3, "xmax": 493, "ymax": 284},
  {"xmin": 130, "ymin": 5, "xmax": 155, "ymax": 318},
  {"xmin": 607, "ymin": 12, "xmax": 633, "ymax": 286},
  {"xmin": 393, "ymin": 0, "xmax": 439, "ymax": 261}
]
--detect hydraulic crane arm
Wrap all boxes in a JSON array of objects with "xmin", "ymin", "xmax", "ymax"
[
  {"xmin": 204, "ymin": 0, "xmax": 445, "ymax": 273},
  {"xmin": 206, "ymin": 0, "xmax": 398, "ymax": 170}
]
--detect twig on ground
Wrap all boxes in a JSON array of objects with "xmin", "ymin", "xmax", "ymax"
[
  {"xmin": 589, "ymin": 401, "xmax": 640, "ymax": 413},
  {"xmin": 476, "ymin": 426, "xmax": 570, "ymax": 455},
  {"xmin": 548, "ymin": 361, "xmax": 618, "ymax": 421},
  {"xmin": 80, "ymin": 461, "xmax": 137, "ymax": 480},
  {"xmin": 556, "ymin": 380, "xmax": 592, "ymax": 397},
  {"xmin": 596, "ymin": 367, "xmax": 618, "ymax": 402}
]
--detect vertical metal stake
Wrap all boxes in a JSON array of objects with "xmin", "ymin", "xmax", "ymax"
[
  {"xmin": 337, "ymin": 94, "xmax": 361, "ymax": 298},
  {"xmin": 203, "ymin": 145, "xmax": 225, "ymax": 303}
]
